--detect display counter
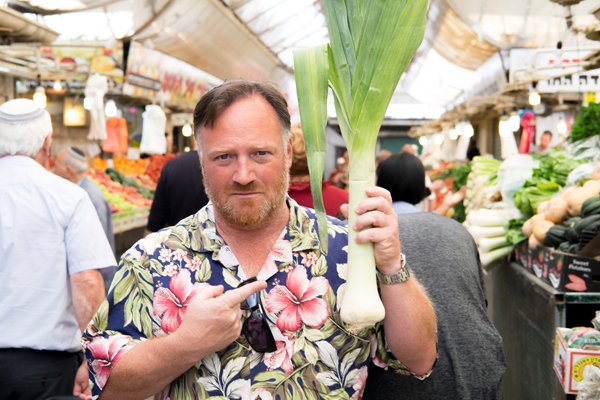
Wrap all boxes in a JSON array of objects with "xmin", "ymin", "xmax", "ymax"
[{"xmin": 485, "ymin": 262, "xmax": 600, "ymax": 399}]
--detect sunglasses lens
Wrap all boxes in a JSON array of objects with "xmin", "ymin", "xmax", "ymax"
[{"xmin": 244, "ymin": 311, "xmax": 277, "ymax": 353}]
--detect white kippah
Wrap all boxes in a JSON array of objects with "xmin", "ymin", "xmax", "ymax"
[{"xmin": 0, "ymin": 99, "xmax": 45, "ymax": 124}]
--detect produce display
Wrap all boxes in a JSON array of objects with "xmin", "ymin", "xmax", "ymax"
[
  {"xmin": 463, "ymin": 208, "xmax": 518, "ymax": 268},
  {"xmin": 88, "ymin": 169, "xmax": 152, "ymax": 213},
  {"xmin": 464, "ymin": 156, "xmax": 502, "ymax": 215},
  {"xmin": 570, "ymin": 102, "xmax": 600, "ymax": 143},
  {"xmin": 145, "ymin": 153, "xmax": 177, "ymax": 183}
]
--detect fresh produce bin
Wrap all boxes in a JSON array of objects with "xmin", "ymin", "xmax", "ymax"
[{"xmin": 484, "ymin": 262, "xmax": 600, "ymax": 400}]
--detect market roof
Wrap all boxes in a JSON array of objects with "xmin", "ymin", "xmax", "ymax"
[{"xmin": 7, "ymin": 0, "xmax": 600, "ymax": 112}]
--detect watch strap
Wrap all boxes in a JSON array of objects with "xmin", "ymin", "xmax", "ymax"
[{"xmin": 376, "ymin": 253, "xmax": 411, "ymax": 285}]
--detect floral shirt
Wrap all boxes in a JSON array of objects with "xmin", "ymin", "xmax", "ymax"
[{"xmin": 82, "ymin": 198, "xmax": 429, "ymax": 400}]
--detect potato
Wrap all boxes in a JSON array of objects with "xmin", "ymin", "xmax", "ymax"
[
  {"xmin": 537, "ymin": 200, "xmax": 549, "ymax": 214},
  {"xmin": 529, "ymin": 233, "xmax": 541, "ymax": 250},
  {"xmin": 531, "ymin": 213, "xmax": 546, "ymax": 226},
  {"xmin": 533, "ymin": 220, "xmax": 554, "ymax": 245},
  {"xmin": 567, "ymin": 187, "xmax": 599, "ymax": 216},
  {"xmin": 593, "ymin": 164, "xmax": 600, "ymax": 180},
  {"xmin": 544, "ymin": 198, "xmax": 568, "ymax": 224},
  {"xmin": 522, "ymin": 218, "xmax": 534, "ymax": 238}
]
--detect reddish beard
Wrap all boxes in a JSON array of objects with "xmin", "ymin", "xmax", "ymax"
[{"xmin": 202, "ymin": 163, "xmax": 290, "ymax": 228}]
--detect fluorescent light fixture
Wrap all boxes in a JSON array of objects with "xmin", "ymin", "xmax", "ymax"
[
  {"xmin": 509, "ymin": 111, "xmax": 520, "ymax": 132},
  {"xmin": 449, "ymin": 129, "xmax": 458, "ymax": 140},
  {"xmin": 182, "ymin": 124, "xmax": 192, "ymax": 137},
  {"xmin": 419, "ymin": 136, "xmax": 427, "ymax": 146},
  {"xmin": 53, "ymin": 80, "xmax": 62, "ymax": 91},
  {"xmin": 434, "ymin": 133, "xmax": 444, "ymax": 146}
]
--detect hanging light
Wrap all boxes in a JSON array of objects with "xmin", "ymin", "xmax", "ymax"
[
  {"xmin": 65, "ymin": 107, "xmax": 77, "ymax": 121},
  {"xmin": 455, "ymin": 122, "xmax": 463, "ymax": 136},
  {"xmin": 184, "ymin": 146, "xmax": 191, "ymax": 152},
  {"xmin": 529, "ymin": 82, "xmax": 541, "ymax": 106},
  {"xmin": 33, "ymin": 86, "xmax": 46, "ymax": 109},
  {"xmin": 509, "ymin": 108, "xmax": 520, "ymax": 132},
  {"xmin": 53, "ymin": 80, "xmax": 62, "ymax": 91},
  {"xmin": 463, "ymin": 122, "xmax": 474, "ymax": 137},
  {"xmin": 182, "ymin": 124, "xmax": 192, "ymax": 137},
  {"xmin": 449, "ymin": 129, "xmax": 458, "ymax": 140},
  {"xmin": 557, "ymin": 118, "xmax": 568, "ymax": 135},
  {"xmin": 105, "ymin": 99, "xmax": 117, "ymax": 117},
  {"xmin": 83, "ymin": 97, "xmax": 91, "ymax": 110},
  {"xmin": 419, "ymin": 136, "xmax": 427, "ymax": 146},
  {"xmin": 498, "ymin": 112, "xmax": 511, "ymax": 137},
  {"xmin": 434, "ymin": 133, "xmax": 444, "ymax": 145}
]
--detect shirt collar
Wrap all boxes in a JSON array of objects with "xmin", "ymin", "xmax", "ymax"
[{"xmin": 180, "ymin": 196, "xmax": 321, "ymax": 255}]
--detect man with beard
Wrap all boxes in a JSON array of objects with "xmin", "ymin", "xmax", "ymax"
[{"xmin": 82, "ymin": 80, "xmax": 436, "ymax": 400}]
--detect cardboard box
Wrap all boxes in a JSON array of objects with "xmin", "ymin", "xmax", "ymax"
[
  {"xmin": 554, "ymin": 327, "xmax": 600, "ymax": 394},
  {"xmin": 512, "ymin": 244, "xmax": 600, "ymax": 292}
]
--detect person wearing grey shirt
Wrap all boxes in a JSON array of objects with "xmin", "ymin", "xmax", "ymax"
[
  {"xmin": 363, "ymin": 212, "xmax": 506, "ymax": 400},
  {"xmin": 54, "ymin": 147, "xmax": 116, "ymax": 291}
]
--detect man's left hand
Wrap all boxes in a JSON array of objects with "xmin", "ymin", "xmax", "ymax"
[
  {"xmin": 73, "ymin": 361, "xmax": 92, "ymax": 400},
  {"xmin": 340, "ymin": 186, "xmax": 401, "ymax": 275}
]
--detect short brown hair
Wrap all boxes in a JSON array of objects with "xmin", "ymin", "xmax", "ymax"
[
  {"xmin": 290, "ymin": 123, "xmax": 309, "ymax": 177},
  {"xmin": 193, "ymin": 80, "xmax": 291, "ymax": 151}
]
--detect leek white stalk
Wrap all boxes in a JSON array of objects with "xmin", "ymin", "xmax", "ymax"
[{"xmin": 294, "ymin": 0, "xmax": 428, "ymax": 332}]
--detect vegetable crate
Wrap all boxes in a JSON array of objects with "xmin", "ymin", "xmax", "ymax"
[
  {"xmin": 513, "ymin": 243, "xmax": 600, "ymax": 292},
  {"xmin": 554, "ymin": 327, "xmax": 600, "ymax": 394}
]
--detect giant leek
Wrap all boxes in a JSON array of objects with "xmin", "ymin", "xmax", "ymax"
[{"xmin": 293, "ymin": 0, "xmax": 428, "ymax": 332}]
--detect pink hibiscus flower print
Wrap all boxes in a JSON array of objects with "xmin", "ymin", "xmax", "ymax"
[
  {"xmin": 257, "ymin": 231, "xmax": 293, "ymax": 281},
  {"xmin": 265, "ymin": 265, "xmax": 329, "ymax": 332},
  {"xmin": 263, "ymin": 327, "xmax": 295, "ymax": 373},
  {"xmin": 350, "ymin": 366, "xmax": 368, "ymax": 400},
  {"xmin": 87, "ymin": 335, "xmax": 132, "ymax": 389},
  {"xmin": 153, "ymin": 269, "xmax": 208, "ymax": 333}
]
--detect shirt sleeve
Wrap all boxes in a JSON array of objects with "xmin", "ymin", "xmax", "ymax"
[
  {"xmin": 146, "ymin": 167, "xmax": 170, "ymax": 232},
  {"xmin": 371, "ymin": 320, "xmax": 437, "ymax": 380},
  {"xmin": 81, "ymin": 243, "xmax": 155, "ymax": 396},
  {"xmin": 65, "ymin": 193, "xmax": 116, "ymax": 275}
]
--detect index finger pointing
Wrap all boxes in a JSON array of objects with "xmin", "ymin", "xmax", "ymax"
[{"xmin": 221, "ymin": 280, "xmax": 268, "ymax": 308}]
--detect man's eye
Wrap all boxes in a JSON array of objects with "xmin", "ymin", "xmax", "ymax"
[
  {"xmin": 257, "ymin": 151, "xmax": 268, "ymax": 156},
  {"xmin": 217, "ymin": 154, "xmax": 229, "ymax": 160}
]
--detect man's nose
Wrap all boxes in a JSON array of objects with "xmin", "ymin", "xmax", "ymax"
[{"xmin": 233, "ymin": 157, "xmax": 256, "ymax": 186}]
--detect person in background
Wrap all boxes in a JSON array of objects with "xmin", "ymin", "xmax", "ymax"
[
  {"xmin": 375, "ymin": 149, "xmax": 391, "ymax": 166},
  {"xmin": 466, "ymin": 138, "xmax": 481, "ymax": 161},
  {"xmin": 288, "ymin": 123, "xmax": 348, "ymax": 217},
  {"xmin": 329, "ymin": 150, "xmax": 349, "ymax": 190},
  {"xmin": 400, "ymin": 144, "xmax": 441, "ymax": 212},
  {"xmin": 531, "ymin": 130, "xmax": 553, "ymax": 154},
  {"xmin": 0, "ymin": 99, "xmax": 116, "ymax": 400},
  {"xmin": 145, "ymin": 149, "xmax": 209, "ymax": 235},
  {"xmin": 82, "ymin": 80, "xmax": 436, "ymax": 400},
  {"xmin": 363, "ymin": 211, "xmax": 506, "ymax": 400},
  {"xmin": 54, "ymin": 146, "xmax": 117, "ymax": 291},
  {"xmin": 377, "ymin": 152, "xmax": 465, "ymax": 216}
]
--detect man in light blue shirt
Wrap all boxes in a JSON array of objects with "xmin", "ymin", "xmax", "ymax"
[{"xmin": 0, "ymin": 99, "xmax": 116, "ymax": 400}]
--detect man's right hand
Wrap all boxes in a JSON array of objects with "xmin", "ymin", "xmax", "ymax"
[{"xmin": 175, "ymin": 280, "xmax": 268, "ymax": 357}]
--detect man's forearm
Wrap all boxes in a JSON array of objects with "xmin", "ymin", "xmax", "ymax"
[
  {"xmin": 71, "ymin": 269, "xmax": 106, "ymax": 331},
  {"xmin": 99, "ymin": 333, "xmax": 203, "ymax": 400},
  {"xmin": 380, "ymin": 276, "xmax": 437, "ymax": 375}
]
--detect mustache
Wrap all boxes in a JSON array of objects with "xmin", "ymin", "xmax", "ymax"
[{"xmin": 225, "ymin": 182, "xmax": 263, "ymax": 193}]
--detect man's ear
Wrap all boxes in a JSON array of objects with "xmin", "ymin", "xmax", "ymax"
[{"xmin": 41, "ymin": 133, "xmax": 52, "ymax": 157}]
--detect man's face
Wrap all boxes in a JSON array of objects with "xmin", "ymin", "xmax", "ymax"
[
  {"xmin": 540, "ymin": 133, "xmax": 552, "ymax": 148},
  {"xmin": 200, "ymin": 95, "xmax": 292, "ymax": 229},
  {"xmin": 53, "ymin": 150, "xmax": 71, "ymax": 180}
]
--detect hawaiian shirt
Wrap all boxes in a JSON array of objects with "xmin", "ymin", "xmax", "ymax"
[{"xmin": 82, "ymin": 198, "xmax": 430, "ymax": 400}]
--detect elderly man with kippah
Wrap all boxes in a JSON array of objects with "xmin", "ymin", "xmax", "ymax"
[{"xmin": 0, "ymin": 99, "xmax": 117, "ymax": 400}]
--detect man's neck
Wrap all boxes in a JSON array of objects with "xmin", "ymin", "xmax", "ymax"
[
  {"xmin": 214, "ymin": 202, "xmax": 290, "ymax": 240},
  {"xmin": 72, "ymin": 172, "xmax": 86, "ymax": 184}
]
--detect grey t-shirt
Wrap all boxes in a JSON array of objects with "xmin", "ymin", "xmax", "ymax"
[{"xmin": 363, "ymin": 212, "xmax": 506, "ymax": 400}]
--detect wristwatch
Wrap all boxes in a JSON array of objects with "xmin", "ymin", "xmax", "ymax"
[{"xmin": 376, "ymin": 253, "xmax": 411, "ymax": 285}]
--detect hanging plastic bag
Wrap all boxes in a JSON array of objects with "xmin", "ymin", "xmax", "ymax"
[
  {"xmin": 497, "ymin": 154, "xmax": 539, "ymax": 207},
  {"xmin": 455, "ymin": 130, "xmax": 471, "ymax": 161},
  {"xmin": 85, "ymin": 73, "xmax": 108, "ymax": 141},
  {"xmin": 501, "ymin": 130, "xmax": 519, "ymax": 160},
  {"xmin": 102, "ymin": 117, "xmax": 128, "ymax": 153},
  {"xmin": 139, "ymin": 105, "xmax": 166, "ymax": 155}
]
